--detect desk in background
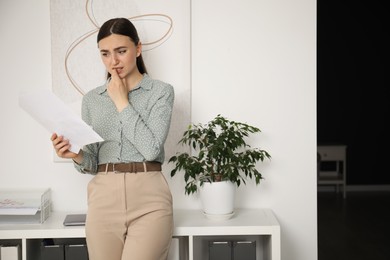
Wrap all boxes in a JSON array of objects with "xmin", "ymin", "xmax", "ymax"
[{"xmin": 317, "ymin": 144, "xmax": 347, "ymax": 198}]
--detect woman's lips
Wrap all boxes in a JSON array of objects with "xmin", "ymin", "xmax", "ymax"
[{"xmin": 113, "ymin": 67, "xmax": 123, "ymax": 74}]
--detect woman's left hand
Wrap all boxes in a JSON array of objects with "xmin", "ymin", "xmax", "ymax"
[{"xmin": 51, "ymin": 133, "xmax": 79, "ymax": 159}]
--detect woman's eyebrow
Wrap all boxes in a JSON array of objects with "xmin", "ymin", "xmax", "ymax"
[{"xmin": 100, "ymin": 46, "xmax": 128, "ymax": 52}]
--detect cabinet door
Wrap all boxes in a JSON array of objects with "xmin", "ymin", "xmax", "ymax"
[
  {"xmin": 233, "ymin": 241, "xmax": 256, "ymax": 260},
  {"xmin": 41, "ymin": 245, "xmax": 65, "ymax": 260},
  {"xmin": 65, "ymin": 244, "xmax": 89, "ymax": 260},
  {"xmin": 209, "ymin": 241, "xmax": 232, "ymax": 260}
]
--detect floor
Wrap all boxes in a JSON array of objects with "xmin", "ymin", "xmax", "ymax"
[{"xmin": 317, "ymin": 190, "xmax": 390, "ymax": 260}]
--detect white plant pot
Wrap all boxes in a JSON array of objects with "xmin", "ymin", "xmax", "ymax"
[{"xmin": 199, "ymin": 181, "xmax": 236, "ymax": 220}]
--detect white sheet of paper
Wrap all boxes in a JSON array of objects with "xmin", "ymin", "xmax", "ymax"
[
  {"xmin": 19, "ymin": 89, "xmax": 104, "ymax": 153},
  {"xmin": 0, "ymin": 207, "xmax": 39, "ymax": 216}
]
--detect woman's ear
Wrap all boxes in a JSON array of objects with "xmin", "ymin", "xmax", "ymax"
[{"xmin": 136, "ymin": 42, "xmax": 142, "ymax": 57}]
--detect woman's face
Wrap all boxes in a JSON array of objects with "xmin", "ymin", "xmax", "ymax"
[{"xmin": 98, "ymin": 34, "xmax": 141, "ymax": 79}]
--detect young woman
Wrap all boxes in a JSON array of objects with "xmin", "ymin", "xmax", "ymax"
[{"xmin": 51, "ymin": 17, "xmax": 174, "ymax": 260}]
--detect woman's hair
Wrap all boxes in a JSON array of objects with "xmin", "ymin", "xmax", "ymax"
[{"xmin": 97, "ymin": 18, "xmax": 147, "ymax": 78}]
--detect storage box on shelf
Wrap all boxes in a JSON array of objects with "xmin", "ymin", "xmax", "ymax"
[
  {"xmin": 0, "ymin": 188, "xmax": 52, "ymax": 225},
  {"xmin": 0, "ymin": 188, "xmax": 52, "ymax": 260},
  {"xmin": 0, "ymin": 243, "xmax": 22, "ymax": 260},
  {"xmin": 0, "ymin": 208, "xmax": 280, "ymax": 260}
]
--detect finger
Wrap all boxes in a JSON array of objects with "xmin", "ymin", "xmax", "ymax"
[
  {"xmin": 51, "ymin": 135, "xmax": 63, "ymax": 146},
  {"xmin": 109, "ymin": 70, "xmax": 121, "ymax": 89},
  {"xmin": 54, "ymin": 138, "xmax": 68, "ymax": 151},
  {"xmin": 56, "ymin": 142, "xmax": 72, "ymax": 157},
  {"xmin": 111, "ymin": 68, "xmax": 120, "ymax": 80},
  {"xmin": 58, "ymin": 144, "xmax": 71, "ymax": 154},
  {"xmin": 50, "ymin": 133, "xmax": 57, "ymax": 141}
]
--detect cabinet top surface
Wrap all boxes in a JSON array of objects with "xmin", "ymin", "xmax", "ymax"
[
  {"xmin": 173, "ymin": 208, "xmax": 280, "ymax": 235},
  {"xmin": 174, "ymin": 208, "xmax": 278, "ymax": 226},
  {"xmin": 317, "ymin": 144, "xmax": 347, "ymax": 149},
  {"xmin": 0, "ymin": 208, "xmax": 280, "ymax": 238}
]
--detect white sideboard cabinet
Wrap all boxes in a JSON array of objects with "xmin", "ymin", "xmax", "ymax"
[{"xmin": 0, "ymin": 208, "xmax": 280, "ymax": 260}]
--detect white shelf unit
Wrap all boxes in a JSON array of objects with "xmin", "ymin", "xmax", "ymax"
[
  {"xmin": 0, "ymin": 208, "xmax": 280, "ymax": 260},
  {"xmin": 317, "ymin": 144, "xmax": 347, "ymax": 198}
]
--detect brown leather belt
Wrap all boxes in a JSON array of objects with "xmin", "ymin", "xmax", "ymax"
[{"xmin": 97, "ymin": 162, "xmax": 161, "ymax": 173}]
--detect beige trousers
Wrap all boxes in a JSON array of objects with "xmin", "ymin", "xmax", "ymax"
[{"xmin": 85, "ymin": 170, "xmax": 173, "ymax": 260}]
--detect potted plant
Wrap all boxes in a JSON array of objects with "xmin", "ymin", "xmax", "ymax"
[{"xmin": 168, "ymin": 114, "xmax": 271, "ymax": 219}]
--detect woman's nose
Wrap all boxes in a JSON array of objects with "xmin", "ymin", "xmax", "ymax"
[{"xmin": 111, "ymin": 54, "xmax": 119, "ymax": 64}]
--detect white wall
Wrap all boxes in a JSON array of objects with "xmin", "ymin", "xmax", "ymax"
[{"xmin": 0, "ymin": 1, "xmax": 317, "ymax": 260}]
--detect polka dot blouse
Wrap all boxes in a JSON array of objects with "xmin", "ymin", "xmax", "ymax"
[{"xmin": 74, "ymin": 74, "xmax": 174, "ymax": 174}]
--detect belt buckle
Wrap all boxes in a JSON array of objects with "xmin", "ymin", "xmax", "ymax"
[{"xmin": 112, "ymin": 162, "xmax": 137, "ymax": 173}]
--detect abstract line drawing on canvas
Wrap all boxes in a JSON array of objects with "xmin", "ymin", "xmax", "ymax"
[{"xmin": 65, "ymin": 0, "xmax": 174, "ymax": 96}]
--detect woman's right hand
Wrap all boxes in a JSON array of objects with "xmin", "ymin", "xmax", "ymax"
[
  {"xmin": 50, "ymin": 133, "xmax": 79, "ymax": 160},
  {"xmin": 107, "ymin": 69, "xmax": 129, "ymax": 112}
]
